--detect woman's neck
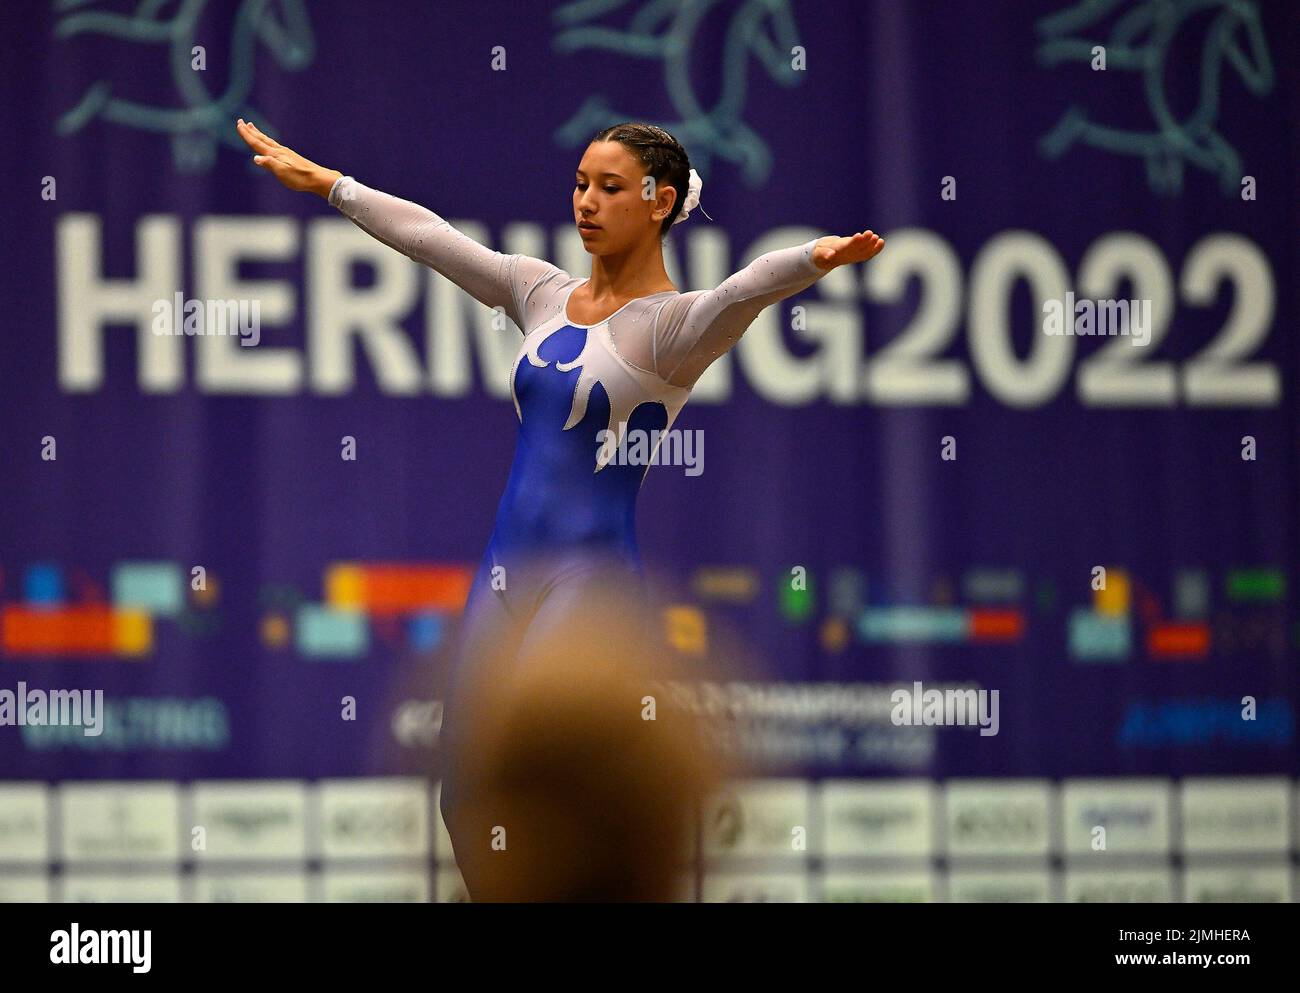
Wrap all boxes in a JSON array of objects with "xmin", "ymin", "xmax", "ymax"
[{"xmin": 585, "ymin": 239, "xmax": 676, "ymax": 299}]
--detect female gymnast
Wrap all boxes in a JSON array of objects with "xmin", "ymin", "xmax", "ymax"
[{"xmin": 236, "ymin": 118, "xmax": 884, "ymax": 899}]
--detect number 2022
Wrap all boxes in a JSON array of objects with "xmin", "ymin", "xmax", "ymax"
[{"xmin": 848, "ymin": 229, "xmax": 1277, "ymax": 408}]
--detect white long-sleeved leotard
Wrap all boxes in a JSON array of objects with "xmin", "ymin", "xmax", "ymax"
[{"xmin": 329, "ymin": 175, "xmax": 825, "ymax": 563}]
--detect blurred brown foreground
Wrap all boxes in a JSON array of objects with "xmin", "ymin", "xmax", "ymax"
[{"xmin": 438, "ymin": 576, "xmax": 727, "ymax": 902}]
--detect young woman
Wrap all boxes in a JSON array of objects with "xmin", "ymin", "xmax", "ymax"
[{"xmin": 237, "ymin": 118, "xmax": 884, "ymax": 899}]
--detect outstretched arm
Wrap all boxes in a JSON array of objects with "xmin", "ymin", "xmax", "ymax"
[
  {"xmin": 654, "ymin": 230, "xmax": 885, "ymax": 388},
  {"xmin": 235, "ymin": 119, "xmax": 556, "ymax": 331}
]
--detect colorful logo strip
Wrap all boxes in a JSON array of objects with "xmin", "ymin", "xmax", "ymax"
[
  {"xmin": 854, "ymin": 606, "xmax": 1025, "ymax": 645},
  {"xmin": 1068, "ymin": 568, "xmax": 1222, "ymax": 663},
  {"xmin": 0, "ymin": 562, "xmax": 187, "ymax": 658},
  {"xmin": 283, "ymin": 563, "xmax": 474, "ymax": 660}
]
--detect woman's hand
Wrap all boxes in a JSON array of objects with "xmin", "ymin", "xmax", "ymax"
[
  {"xmin": 812, "ymin": 231, "xmax": 885, "ymax": 271},
  {"xmin": 236, "ymin": 119, "xmax": 342, "ymax": 199}
]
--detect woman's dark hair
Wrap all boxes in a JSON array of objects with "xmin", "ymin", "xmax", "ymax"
[{"xmin": 591, "ymin": 122, "xmax": 691, "ymax": 238}]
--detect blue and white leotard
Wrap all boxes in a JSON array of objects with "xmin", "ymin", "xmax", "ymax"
[{"xmin": 328, "ymin": 175, "xmax": 826, "ymax": 892}]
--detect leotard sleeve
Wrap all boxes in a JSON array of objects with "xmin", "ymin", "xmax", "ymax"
[
  {"xmin": 327, "ymin": 175, "xmax": 566, "ymax": 333},
  {"xmin": 649, "ymin": 238, "xmax": 825, "ymax": 388}
]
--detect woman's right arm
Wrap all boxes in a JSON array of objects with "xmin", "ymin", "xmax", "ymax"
[
  {"xmin": 327, "ymin": 174, "xmax": 525, "ymax": 323},
  {"xmin": 235, "ymin": 118, "xmax": 554, "ymax": 331}
]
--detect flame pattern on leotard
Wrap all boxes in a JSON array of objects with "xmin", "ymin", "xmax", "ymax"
[{"xmin": 511, "ymin": 318, "xmax": 688, "ymax": 474}]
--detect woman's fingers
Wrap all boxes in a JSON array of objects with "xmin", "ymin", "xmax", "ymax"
[
  {"xmin": 237, "ymin": 119, "xmax": 331, "ymax": 195},
  {"xmin": 246, "ymin": 120, "xmax": 282, "ymax": 149},
  {"xmin": 236, "ymin": 119, "xmax": 285, "ymax": 159},
  {"xmin": 838, "ymin": 231, "xmax": 884, "ymax": 264},
  {"xmin": 814, "ymin": 231, "xmax": 885, "ymax": 270},
  {"xmin": 237, "ymin": 118, "xmax": 281, "ymax": 149},
  {"xmin": 857, "ymin": 231, "xmax": 884, "ymax": 254},
  {"xmin": 235, "ymin": 119, "xmax": 273, "ymax": 154}
]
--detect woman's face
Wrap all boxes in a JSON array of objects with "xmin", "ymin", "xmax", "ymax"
[{"xmin": 573, "ymin": 141, "xmax": 676, "ymax": 254}]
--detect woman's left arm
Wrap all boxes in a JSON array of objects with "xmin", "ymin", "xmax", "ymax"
[{"xmin": 653, "ymin": 231, "xmax": 885, "ymax": 388}]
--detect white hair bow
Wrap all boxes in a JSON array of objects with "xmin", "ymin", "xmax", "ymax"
[{"xmin": 672, "ymin": 168, "xmax": 711, "ymax": 225}]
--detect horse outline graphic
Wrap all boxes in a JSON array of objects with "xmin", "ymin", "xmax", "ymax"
[
  {"xmin": 54, "ymin": 0, "xmax": 315, "ymax": 173},
  {"xmin": 550, "ymin": 0, "xmax": 805, "ymax": 190},
  {"xmin": 1035, "ymin": 0, "xmax": 1274, "ymax": 196}
]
